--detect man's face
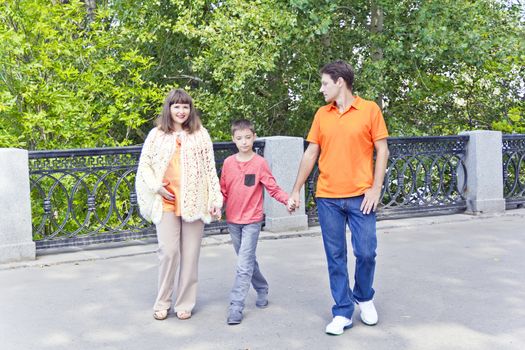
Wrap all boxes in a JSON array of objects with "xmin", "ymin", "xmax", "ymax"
[
  {"xmin": 232, "ymin": 128, "xmax": 256, "ymax": 154},
  {"xmin": 319, "ymin": 73, "xmax": 341, "ymax": 103}
]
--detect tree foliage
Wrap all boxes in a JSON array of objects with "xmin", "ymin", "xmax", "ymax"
[
  {"xmin": 0, "ymin": 0, "xmax": 163, "ymax": 148},
  {"xmin": 374, "ymin": 0, "xmax": 525, "ymax": 135},
  {"xmin": 0, "ymin": 0, "xmax": 523, "ymax": 149}
]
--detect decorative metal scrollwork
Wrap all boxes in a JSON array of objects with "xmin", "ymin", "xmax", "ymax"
[
  {"xmin": 502, "ymin": 135, "xmax": 525, "ymax": 208},
  {"xmin": 304, "ymin": 136, "xmax": 469, "ymax": 221},
  {"xmin": 380, "ymin": 136, "xmax": 468, "ymax": 218},
  {"xmin": 33, "ymin": 133, "xmax": 525, "ymax": 248},
  {"xmin": 28, "ymin": 141, "xmax": 265, "ymax": 249}
]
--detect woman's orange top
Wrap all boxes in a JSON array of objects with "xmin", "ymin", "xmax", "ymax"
[{"xmin": 162, "ymin": 136, "xmax": 182, "ymax": 215}]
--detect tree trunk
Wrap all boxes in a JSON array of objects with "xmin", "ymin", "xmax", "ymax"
[
  {"xmin": 84, "ymin": 0, "xmax": 96, "ymax": 23},
  {"xmin": 370, "ymin": 1, "xmax": 384, "ymax": 109}
]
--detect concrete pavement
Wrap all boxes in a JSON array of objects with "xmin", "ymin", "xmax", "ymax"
[{"xmin": 1, "ymin": 209, "xmax": 524, "ymax": 350}]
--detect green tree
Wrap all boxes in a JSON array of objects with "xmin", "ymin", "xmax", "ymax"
[
  {"xmin": 0, "ymin": 0, "xmax": 163, "ymax": 149},
  {"xmin": 372, "ymin": 0, "xmax": 524, "ymax": 135},
  {"xmin": 1, "ymin": 0, "xmax": 523, "ymax": 149}
]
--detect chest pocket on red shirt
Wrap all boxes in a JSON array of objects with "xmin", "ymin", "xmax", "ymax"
[{"xmin": 244, "ymin": 174, "xmax": 255, "ymax": 187}]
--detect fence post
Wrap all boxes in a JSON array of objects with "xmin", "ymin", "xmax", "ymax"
[
  {"xmin": 460, "ymin": 130, "xmax": 505, "ymax": 214},
  {"xmin": 0, "ymin": 149, "xmax": 35, "ymax": 263},
  {"xmin": 260, "ymin": 136, "xmax": 309, "ymax": 232}
]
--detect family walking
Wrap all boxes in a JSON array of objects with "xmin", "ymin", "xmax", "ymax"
[{"xmin": 135, "ymin": 60, "xmax": 389, "ymax": 336}]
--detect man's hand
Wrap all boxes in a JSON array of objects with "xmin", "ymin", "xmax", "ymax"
[
  {"xmin": 286, "ymin": 198, "xmax": 296, "ymax": 213},
  {"xmin": 360, "ymin": 187, "xmax": 382, "ymax": 215},
  {"xmin": 287, "ymin": 143, "xmax": 319, "ymax": 214},
  {"xmin": 361, "ymin": 138, "xmax": 388, "ymax": 215},
  {"xmin": 290, "ymin": 191, "xmax": 301, "ymax": 212}
]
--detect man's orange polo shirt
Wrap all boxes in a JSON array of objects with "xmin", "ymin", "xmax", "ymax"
[{"xmin": 306, "ymin": 96, "xmax": 388, "ymax": 198}]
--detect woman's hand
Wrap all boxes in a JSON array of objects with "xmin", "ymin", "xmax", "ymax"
[
  {"xmin": 209, "ymin": 206, "xmax": 222, "ymax": 220},
  {"xmin": 157, "ymin": 182, "xmax": 175, "ymax": 201}
]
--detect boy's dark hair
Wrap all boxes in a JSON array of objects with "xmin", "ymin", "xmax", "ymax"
[
  {"xmin": 231, "ymin": 119, "xmax": 255, "ymax": 135},
  {"xmin": 320, "ymin": 60, "xmax": 355, "ymax": 91},
  {"xmin": 156, "ymin": 89, "xmax": 201, "ymax": 134}
]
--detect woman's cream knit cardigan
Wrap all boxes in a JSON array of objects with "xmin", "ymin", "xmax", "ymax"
[{"xmin": 135, "ymin": 126, "xmax": 223, "ymax": 225}]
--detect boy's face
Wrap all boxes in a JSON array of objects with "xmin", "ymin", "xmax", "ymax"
[{"xmin": 232, "ymin": 128, "xmax": 256, "ymax": 154}]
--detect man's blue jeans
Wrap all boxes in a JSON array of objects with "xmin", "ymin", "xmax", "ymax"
[
  {"xmin": 227, "ymin": 222, "xmax": 268, "ymax": 310},
  {"xmin": 316, "ymin": 196, "xmax": 377, "ymax": 319}
]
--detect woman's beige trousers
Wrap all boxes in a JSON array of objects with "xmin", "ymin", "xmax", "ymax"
[{"xmin": 153, "ymin": 212, "xmax": 204, "ymax": 312}]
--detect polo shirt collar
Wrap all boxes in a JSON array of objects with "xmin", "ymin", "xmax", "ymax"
[
  {"xmin": 327, "ymin": 95, "xmax": 362, "ymax": 113},
  {"xmin": 351, "ymin": 96, "xmax": 363, "ymax": 110}
]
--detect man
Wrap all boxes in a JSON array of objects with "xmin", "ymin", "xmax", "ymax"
[{"xmin": 290, "ymin": 60, "xmax": 389, "ymax": 335}]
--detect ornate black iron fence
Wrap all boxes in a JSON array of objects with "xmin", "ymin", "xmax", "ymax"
[
  {"xmin": 28, "ymin": 141, "xmax": 265, "ymax": 249},
  {"xmin": 502, "ymin": 134, "xmax": 525, "ymax": 208},
  {"xmin": 29, "ymin": 134, "xmax": 476, "ymax": 248},
  {"xmin": 305, "ymin": 135, "xmax": 469, "ymax": 223}
]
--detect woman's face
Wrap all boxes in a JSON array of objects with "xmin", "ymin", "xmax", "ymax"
[{"xmin": 170, "ymin": 103, "xmax": 191, "ymax": 127}]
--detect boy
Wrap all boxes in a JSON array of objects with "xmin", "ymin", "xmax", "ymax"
[{"xmin": 220, "ymin": 119, "xmax": 294, "ymax": 325}]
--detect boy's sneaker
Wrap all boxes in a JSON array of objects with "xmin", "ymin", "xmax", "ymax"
[
  {"xmin": 227, "ymin": 308, "xmax": 243, "ymax": 325},
  {"xmin": 255, "ymin": 292, "xmax": 268, "ymax": 308},
  {"xmin": 359, "ymin": 300, "xmax": 378, "ymax": 326},
  {"xmin": 325, "ymin": 316, "xmax": 353, "ymax": 335}
]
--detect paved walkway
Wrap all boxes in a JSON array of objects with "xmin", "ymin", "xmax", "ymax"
[{"xmin": 1, "ymin": 210, "xmax": 524, "ymax": 350}]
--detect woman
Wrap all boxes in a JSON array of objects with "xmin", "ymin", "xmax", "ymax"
[{"xmin": 135, "ymin": 89, "xmax": 222, "ymax": 320}]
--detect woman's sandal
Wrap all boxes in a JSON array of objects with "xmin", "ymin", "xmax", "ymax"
[
  {"xmin": 176, "ymin": 310, "xmax": 192, "ymax": 320},
  {"xmin": 153, "ymin": 309, "xmax": 169, "ymax": 320}
]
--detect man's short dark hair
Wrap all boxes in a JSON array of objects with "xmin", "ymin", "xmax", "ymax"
[
  {"xmin": 320, "ymin": 60, "xmax": 355, "ymax": 91},
  {"xmin": 231, "ymin": 119, "xmax": 255, "ymax": 135}
]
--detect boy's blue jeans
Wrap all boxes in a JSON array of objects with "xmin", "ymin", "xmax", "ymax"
[
  {"xmin": 316, "ymin": 196, "xmax": 377, "ymax": 319},
  {"xmin": 227, "ymin": 222, "xmax": 268, "ymax": 310}
]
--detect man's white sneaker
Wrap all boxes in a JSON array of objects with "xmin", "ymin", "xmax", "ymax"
[
  {"xmin": 359, "ymin": 300, "xmax": 378, "ymax": 325},
  {"xmin": 325, "ymin": 316, "xmax": 353, "ymax": 335}
]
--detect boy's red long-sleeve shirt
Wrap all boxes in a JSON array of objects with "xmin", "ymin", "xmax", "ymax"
[{"xmin": 220, "ymin": 154, "xmax": 289, "ymax": 224}]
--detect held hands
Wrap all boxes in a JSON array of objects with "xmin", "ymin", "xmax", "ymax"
[
  {"xmin": 360, "ymin": 187, "xmax": 381, "ymax": 215},
  {"xmin": 209, "ymin": 206, "xmax": 222, "ymax": 220},
  {"xmin": 286, "ymin": 198, "xmax": 296, "ymax": 213},
  {"xmin": 287, "ymin": 191, "xmax": 301, "ymax": 213}
]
